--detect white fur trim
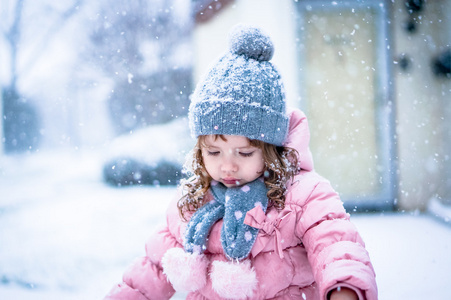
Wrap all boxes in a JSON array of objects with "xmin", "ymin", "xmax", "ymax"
[
  {"xmin": 210, "ymin": 259, "xmax": 257, "ymax": 299},
  {"xmin": 161, "ymin": 247, "xmax": 209, "ymax": 292}
]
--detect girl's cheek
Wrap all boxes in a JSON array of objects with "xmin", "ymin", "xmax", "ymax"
[{"xmin": 203, "ymin": 158, "xmax": 215, "ymax": 170}]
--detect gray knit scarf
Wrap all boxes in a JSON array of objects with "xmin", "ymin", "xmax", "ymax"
[{"xmin": 184, "ymin": 178, "xmax": 269, "ymax": 260}]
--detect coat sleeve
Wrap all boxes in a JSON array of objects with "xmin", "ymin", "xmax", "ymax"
[
  {"xmin": 104, "ymin": 193, "xmax": 184, "ymax": 300},
  {"xmin": 295, "ymin": 179, "xmax": 377, "ymax": 300}
]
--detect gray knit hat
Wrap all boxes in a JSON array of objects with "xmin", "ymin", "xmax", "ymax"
[{"xmin": 188, "ymin": 24, "xmax": 289, "ymax": 146}]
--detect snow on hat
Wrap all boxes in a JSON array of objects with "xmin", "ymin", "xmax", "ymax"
[{"xmin": 188, "ymin": 24, "xmax": 289, "ymax": 146}]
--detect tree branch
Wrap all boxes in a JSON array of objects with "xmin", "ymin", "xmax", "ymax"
[{"xmin": 17, "ymin": 0, "xmax": 85, "ymax": 82}]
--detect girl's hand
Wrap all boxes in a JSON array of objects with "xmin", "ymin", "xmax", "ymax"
[{"xmin": 329, "ymin": 287, "xmax": 359, "ymax": 300}]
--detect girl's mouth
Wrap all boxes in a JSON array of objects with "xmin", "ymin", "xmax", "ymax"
[{"xmin": 222, "ymin": 178, "xmax": 240, "ymax": 185}]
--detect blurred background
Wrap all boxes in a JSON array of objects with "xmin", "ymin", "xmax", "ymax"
[{"xmin": 1, "ymin": 0, "xmax": 450, "ymax": 299}]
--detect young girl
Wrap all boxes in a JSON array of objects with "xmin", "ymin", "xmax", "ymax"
[{"xmin": 105, "ymin": 25, "xmax": 377, "ymax": 300}]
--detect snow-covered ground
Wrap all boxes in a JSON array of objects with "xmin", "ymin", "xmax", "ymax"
[{"xmin": 1, "ymin": 150, "xmax": 450, "ymax": 300}]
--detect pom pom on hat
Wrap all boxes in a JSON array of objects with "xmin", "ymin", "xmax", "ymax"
[{"xmin": 229, "ymin": 24, "xmax": 274, "ymax": 61}]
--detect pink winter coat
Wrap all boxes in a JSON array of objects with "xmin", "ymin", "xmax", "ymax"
[{"xmin": 105, "ymin": 109, "xmax": 377, "ymax": 300}]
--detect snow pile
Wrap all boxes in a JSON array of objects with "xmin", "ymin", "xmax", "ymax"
[{"xmin": 0, "ymin": 151, "xmax": 177, "ymax": 299}]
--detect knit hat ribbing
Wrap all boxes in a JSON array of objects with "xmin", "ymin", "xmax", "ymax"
[{"xmin": 189, "ymin": 24, "xmax": 289, "ymax": 146}]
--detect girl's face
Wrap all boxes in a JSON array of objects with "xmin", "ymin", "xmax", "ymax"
[{"xmin": 201, "ymin": 135, "xmax": 265, "ymax": 187}]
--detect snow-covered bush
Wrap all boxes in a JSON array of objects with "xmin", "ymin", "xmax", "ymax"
[
  {"xmin": 103, "ymin": 158, "xmax": 182, "ymax": 186},
  {"xmin": 102, "ymin": 117, "xmax": 194, "ymax": 186}
]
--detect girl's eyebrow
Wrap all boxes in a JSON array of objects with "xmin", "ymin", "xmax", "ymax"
[
  {"xmin": 202, "ymin": 144, "xmax": 219, "ymax": 149},
  {"xmin": 237, "ymin": 145, "xmax": 256, "ymax": 150}
]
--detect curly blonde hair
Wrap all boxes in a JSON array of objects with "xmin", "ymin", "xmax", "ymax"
[{"xmin": 177, "ymin": 135, "xmax": 300, "ymax": 220}]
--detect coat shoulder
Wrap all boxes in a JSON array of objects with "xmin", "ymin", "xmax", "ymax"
[{"xmin": 285, "ymin": 170, "xmax": 337, "ymax": 208}]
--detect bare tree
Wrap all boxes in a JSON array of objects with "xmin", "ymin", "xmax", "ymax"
[{"xmin": 1, "ymin": 0, "xmax": 83, "ymax": 152}]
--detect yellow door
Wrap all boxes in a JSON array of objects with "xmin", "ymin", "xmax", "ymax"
[{"xmin": 297, "ymin": 2, "xmax": 395, "ymax": 210}]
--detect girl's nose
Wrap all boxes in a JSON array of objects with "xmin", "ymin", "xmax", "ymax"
[{"xmin": 221, "ymin": 157, "xmax": 238, "ymax": 173}]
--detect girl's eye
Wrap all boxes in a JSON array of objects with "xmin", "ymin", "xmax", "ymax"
[
  {"xmin": 239, "ymin": 151, "xmax": 254, "ymax": 157},
  {"xmin": 207, "ymin": 151, "xmax": 220, "ymax": 156}
]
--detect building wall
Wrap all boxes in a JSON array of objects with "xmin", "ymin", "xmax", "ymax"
[{"xmin": 391, "ymin": 0, "xmax": 451, "ymax": 210}]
